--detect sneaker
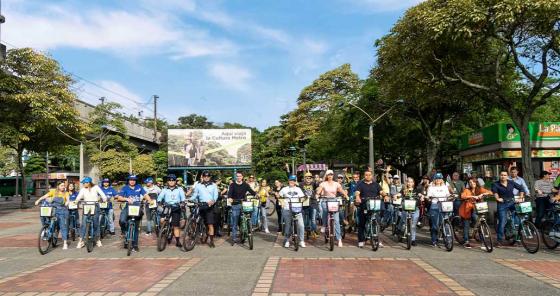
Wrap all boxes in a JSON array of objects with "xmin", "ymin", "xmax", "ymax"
[
  {"xmin": 96, "ymin": 240, "xmax": 103, "ymax": 247},
  {"xmin": 464, "ymin": 243, "xmax": 472, "ymax": 249},
  {"xmin": 358, "ymin": 242, "xmax": 365, "ymax": 248},
  {"xmin": 320, "ymin": 227, "xmax": 325, "ymax": 233},
  {"xmin": 338, "ymin": 240, "xmax": 343, "ymax": 247},
  {"xmin": 63, "ymin": 242, "xmax": 68, "ymax": 250},
  {"xmin": 284, "ymin": 241, "xmax": 290, "ymax": 248},
  {"xmin": 176, "ymin": 242, "xmax": 183, "ymax": 248},
  {"xmin": 76, "ymin": 240, "xmax": 84, "ymax": 249},
  {"xmin": 299, "ymin": 241, "xmax": 306, "ymax": 248},
  {"xmin": 379, "ymin": 242, "xmax": 384, "ymax": 248},
  {"xmin": 265, "ymin": 229, "xmax": 270, "ymax": 234},
  {"xmin": 432, "ymin": 242, "xmax": 437, "ymax": 248},
  {"xmin": 411, "ymin": 241, "xmax": 417, "ymax": 246},
  {"xmin": 209, "ymin": 241, "xmax": 215, "ymax": 248},
  {"xmin": 133, "ymin": 246, "xmax": 140, "ymax": 252},
  {"xmin": 495, "ymin": 241, "xmax": 504, "ymax": 248}
]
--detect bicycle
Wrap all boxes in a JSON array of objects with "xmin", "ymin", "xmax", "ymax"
[
  {"xmin": 265, "ymin": 197, "xmax": 276, "ymax": 217},
  {"xmin": 240, "ymin": 199, "xmax": 254, "ymax": 250},
  {"xmin": 250, "ymin": 196, "xmax": 262, "ymax": 231},
  {"xmin": 364, "ymin": 197, "xmax": 382, "ymax": 251},
  {"xmin": 124, "ymin": 203, "xmax": 142, "ymax": 256},
  {"xmin": 158, "ymin": 203, "xmax": 182, "ymax": 252},
  {"xmin": 99, "ymin": 200, "xmax": 110, "ymax": 239},
  {"xmin": 338, "ymin": 197, "xmax": 347, "ymax": 239},
  {"xmin": 182, "ymin": 201, "xmax": 208, "ymax": 252},
  {"xmin": 82, "ymin": 201, "xmax": 98, "ymax": 253},
  {"xmin": 38, "ymin": 205, "xmax": 59, "ymax": 255},
  {"xmin": 323, "ymin": 198, "xmax": 339, "ymax": 251},
  {"xmin": 391, "ymin": 196, "xmax": 403, "ymax": 239},
  {"xmin": 541, "ymin": 202, "xmax": 560, "ymax": 250},
  {"xmin": 287, "ymin": 199, "xmax": 303, "ymax": 252},
  {"xmin": 501, "ymin": 196, "xmax": 540, "ymax": 253},
  {"xmin": 435, "ymin": 198, "xmax": 454, "ymax": 252},
  {"xmin": 68, "ymin": 201, "xmax": 79, "ymax": 241},
  {"xmin": 452, "ymin": 195, "xmax": 494, "ymax": 252},
  {"xmin": 148, "ymin": 199, "xmax": 160, "ymax": 236},
  {"xmin": 399, "ymin": 197, "xmax": 418, "ymax": 250}
]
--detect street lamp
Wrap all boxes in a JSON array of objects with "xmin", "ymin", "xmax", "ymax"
[
  {"xmin": 338, "ymin": 100, "xmax": 403, "ymax": 172},
  {"xmin": 301, "ymin": 147, "xmax": 307, "ymax": 173},
  {"xmin": 288, "ymin": 146, "xmax": 297, "ymax": 175}
]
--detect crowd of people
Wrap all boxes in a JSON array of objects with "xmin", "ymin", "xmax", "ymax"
[{"xmin": 35, "ymin": 164, "xmax": 560, "ymax": 253}]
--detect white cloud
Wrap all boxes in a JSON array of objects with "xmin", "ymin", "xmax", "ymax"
[
  {"xmin": 140, "ymin": 0, "xmax": 197, "ymax": 12},
  {"xmin": 208, "ymin": 63, "xmax": 252, "ymax": 91},
  {"xmin": 344, "ymin": 0, "xmax": 424, "ymax": 12}
]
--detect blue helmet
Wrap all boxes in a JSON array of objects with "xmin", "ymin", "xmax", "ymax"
[
  {"xmin": 127, "ymin": 174, "xmax": 138, "ymax": 181},
  {"xmin": 288, "ymin": 175, "xmax": 297, "ymax": 181},
  {"xmin": 144, "ymin": 177, "xmax": 154, "ymax": 184},
  {"xmin": 167, "ymin": 174, "xmax": 177, "ymax": 181},
  {"xmin": 80, "ymin": 177, "xmax": 92, "ymax": 184},
  {"xmin": 434, "ymin": 173, "xmax": 444, "ymax": 180},
  {"xmin": 101, "ymin": 178, "xmax": 110, "ymax": 183}
]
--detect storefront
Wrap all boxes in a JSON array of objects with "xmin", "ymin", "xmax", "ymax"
[
  {"xmin": 31, "ymin": 172, "xmax": 80, "ymax": 196},
  {"xmin": 459, "ymin": 122, "xmax": 560, "ymax": 180}
]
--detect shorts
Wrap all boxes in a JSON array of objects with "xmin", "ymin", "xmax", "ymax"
[
  {"xmin": 200, "ymin": 207, "xmax": 215, "ymax": 225},
  {"xmin": 170, "ymin": 207, "xmax": 182, "ymax": 227}
]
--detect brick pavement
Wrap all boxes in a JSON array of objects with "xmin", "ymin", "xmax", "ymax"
[
  {"xmin": 252, "ymin": 257, "xmax": 474, "ymax": 296},
  {"xmin": 495, "ymin": 259, "xmax": 560, "ymax": 289},
  {"xmin": 0, "ymin": 233, "xmax": 37, "ymax": 248},
  {"xmin": 0, "ymin": 223, "xmax": 31, "ymax": 231},
  {"xmin": 0, "ymin": 257, "xmax": 200, "ymax": 294}
]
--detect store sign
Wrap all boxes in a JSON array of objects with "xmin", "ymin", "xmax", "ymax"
[
  {"xmin": 459, "ymin": 122, "xmax": 560, "ymax": 150},
  {"xmin": 538, "ymin": 123, "xmax": 560, "ymax": 139},
  {"xmin": 501, "ymin": 150, "xmax": 560, "ymax": 158},
  {"xmin": 468, "ymin": 132, "xmax": 484, "ymax": 146},
  {"xmin": 31, "ymin": 173, "xmax": 68, "ymax": 180}
]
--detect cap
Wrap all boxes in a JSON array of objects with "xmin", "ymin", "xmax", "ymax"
[
  {"xmin": 337, "ymin": 174, "xmax": 344, "ymax": 178},
  {"xmin": 144, "ymin": 177, "xmax": 154, "ymax": 183},
  {"xmin": 127, "ymin": 174, "xmax": 138, "ymax": 181},
  {"xmin": 167, "ymin": 174, "xmax": 177, "ymax": 181},
  {"xmin": 156, "ymin": 178, "xmax": 163, "ymax": 182},
  {"xmin": 101, "ymin": 178, "xmax": 110, "ymax": 183},
  {"xmin": 540, "ymin": 170, "xmax": 551, "ymax": 178},
  {"xmin": 325, "ymin": 170, "xmax": 334, "ymax": 176},
  {"xmin": 202, "ymin": 170, "xmax": 211, "ymax": 177},
  {"xmin": 304, "ymin": 172, "xmax": 313, "ymax": 177},
  {"xmin": 434, "ymin": 173, "xmax": 444, "ymax": 179},
  {"xmin": 80, "ymin": 177, "xmax": 92, "ymax": 184},
  {"xmin": 288, "ymin": 175, "xmax": 297, "ymax": 181},
  {"xmin": 393, "ymin": 175, "xmax": 400, "ymax": 179}
]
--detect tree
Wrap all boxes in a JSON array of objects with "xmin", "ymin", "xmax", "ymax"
[
  {"xmin": 0, "ymin": 48, "xmax": 83, "ymax": 207},
  {"xmin": 24, "ymin": 154, "xmax": 46, "ymax": 175},
  {"xmin": 400, "ymin": 0, "xmax": 560, "ymax": 189},
  {"xmin": 171, "ymin": 114, "xmax": 217, "ymax": 129},
  {"xmin": 152, "ymin": 150, "xmax": 168, "ymax": 178},
  {"xmin": 0, "ymin": 146, "xmax": 17, "ymax": 176}
]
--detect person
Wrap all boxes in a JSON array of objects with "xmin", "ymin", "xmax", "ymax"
[
  {"xmin": 426, "ymin": 173, "xmax": 451, "ymax": 247},
  {"xmin": 227, "ymin": 172, "xmax": 256, "ymax": 243},
  {"xmin": 316, "ymin": 170, "xmax": 349, "ymax": 247},
  {"xmin": 247, "ymin": 175, "xmax": 258, "ymax": 192},
  {"xmin": 492, "ymin": 170, "xmax": 526, "ymax": 247},
  {"xmin": 272, "ymin": 179, "xmax": 284, "ymax": 233},
  {"xmin": 399, "ymin": 177, "xmax": 422, "ymax": 246},
  {"xmin": 470, "ymin": 172, "xmax": 486, "ymax": 188},
  {"xmin": 459, "ymin": 177, "xmax": 492, "ymax": 248},
  {"xmin": 314, "ymin": 174, "xmax": 322, "ymax": 185},
  {"xmin": 449, "ymin": 172, "xmax": 465, "ymax": 216},
  {"xmin": 508, "ymin": 167, "xmax": 529, "ymax": 196},
  {"xmin": 143, "ymin": 177, "xmax": 162, "ymax": 236},
  {"xmin": 35, "ymin": 182, "xmax": 70, "ymax": 250},
  {"xmin": 348, "ymin": 172, "xmax": 361, "ymax": 232},
  {"xmin": 156, "ymin": 178, "xmax": 164, "ymax": 189},
  {"xmin": 300, "ymin": 172, "xmax": 318, "ymax": 238},
  {"xmin": 279, "ymin": 175, "xmax": 306, "ymax": 248},
  {"xmin": 156, "ymin": 174, "xmax": 186, "ymax": 247},
  {"xmin": 99, "ymin": 178, "xmax": 117, "ymax": 236},
  {"xmin": 256, "ymin": 179, "xmax": 271, "ymax": 233},
  {"xmin": 117, "ymin": 175, "xmax": 150, "ymax": 252},
  {"xmin": 214, "ymin": 178, "xmax": 229, "ymax": 237},
  {"xmin": 189, "ymin": 171, "xmax": 218, "ymax": 247},
  {"xmin": 380, "ymin": 171, "xmax": 392, "ymax": 227},
  {"xmin": 354, "ymin": 170, "xmax": 383, "ymax": 248},
  {"xmin": 336, "ymin": 173, "xmax": 349, "ymax": 227},
  {"xmin": 534, "ymin": 171, "xmax": 558, "ymax": 228},
  {"xmin": 74, "ymin": 177, "xmax": 107, "ymax": 249},
  {"xmin": 177, "ymin": 177, "xmax": 186, "ymax": 191}
]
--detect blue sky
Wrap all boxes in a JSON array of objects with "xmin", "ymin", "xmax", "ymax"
[{"xmin": 2, "ymin": 0, "xmax": 421, "ymax": 130}]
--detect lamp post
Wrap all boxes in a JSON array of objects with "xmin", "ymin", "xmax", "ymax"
[
  {"xmin": 301, "ymin": 147, "xmax": 307, "ymax": 173},
  {"xmin": 288, "ymin": 146, "xmax": 297, "ymax": 175},
  {"xmin": 339, "ymin": 101, "xmax": 402, "ymax": 171}
]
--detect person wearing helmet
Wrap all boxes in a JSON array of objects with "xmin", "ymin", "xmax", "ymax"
[
  {"xmin": 100, "ymin": 178, "xmax": 117, "ymax": 236},
  {"xmin": 426, "ymin": 172, "xmax": 451, "ymax": 247},
  {"xmin": 190, "ymin": 171, "xmax": 218, "ymax": 247},
  {"xmin": 158, "ymin": 174, "xmax": 186, "ymax": 248},
  {"xmin": 74, "ymin": 177, "xmax": 108, "ymax": 249},
  {"xmin": 116, "ymin": 174, "xmax": 151, "ymax": 252},
  {"xmin": 143, "ymin": 177, "xmax": 162, "ymax": 236}
]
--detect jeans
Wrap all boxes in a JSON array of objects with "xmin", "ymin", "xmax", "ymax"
[
  {"xmin": 282, "ymin": 209, "xmax": 304, "ymax": 243},
  {"xmin": 429, "ymin": 207, "xmax": 441, "ymax": 244},
  {"xmin": 99, "ymin": 208, "xmax": 115, "ymax": 233},
  {"xmin": 55, "ymin": 208, "xmax": 69, "ymax": 241},
  {"xmin": 383, "ymin": 203, "xmax": 394, "ymax": 225},
  {"xmin": 259, "ymin": 206, "xmax": 269, "ymax": 231},
  {"xmin": 357, "ymin": 206, "xmax": 368, "ymax": 242},
  {"xmin": 305, "ymin": 206, "xmax": 318, "ymax": 232},
  {"xmin": 453, "ymin": 199, "xmax": 462, "ymax": 217},
  {"xmin": 497, "ymin": 201, "xmax": 517, "ymax": 241},
  {"xmin": 321, "ymin": 200, "xmax": 341, "ymax": 240},
  {"xmin": 145, "ymin": 206, "xmax": 156, "ymax": 234},
  {"xmin": 400, "ymin": 208, "xmax": 419, "ymax": 241},
  {"xmin": 230, "ymin": 204, "xmax": 242, "ymax": 239},
  {"xmin": 81, "ymin": 205, "xmax": 100, "ymax": 239},
  {"xmin": 119, "ymin": 205, "xmax": 143, "ymax": 247},
  {"xmin": 463, "ymin": 211, "xmax": 477, "ymax": 242},
  {"xmin": 275, "ymin": 201, "xmax": 282, "ymax": 232},
  {"xmin": 68, "ymin": 209, "xmax": 80, "ymax": 230},
  {"xmin": 535, "ymin": 197, "xmax": 550, "ymax": 228}
]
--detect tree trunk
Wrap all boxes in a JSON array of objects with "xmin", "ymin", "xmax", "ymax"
[
  {"xmin": 18, "ymin": 148, "xmax": 28, "ymax": 209},
  {"xmin": 515, "ymin": 119, "xmax": 536, "ymax": 196},
  {"xmin": 426, "ymin": 139, "xmax": 439, "ymax": 175}
]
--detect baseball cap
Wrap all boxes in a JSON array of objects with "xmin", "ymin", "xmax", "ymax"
[
  {"xmin": 393, "ymin": 175, "xmax": 400, "ymax": 179},
  {"xmin": 288, "ymin": 175, "xmax": 297, "ymax": 181},
  {"xmin": 337, "ymin": 174, "xmax": 344, "ymax": 178},
  {"xmin": 304, "ymin": 172, "xmax": 313, "ymax": 177},
  {"xmin": 434, "ymin": 173, "xmax": 444, "ymax": 180},
  {"xmin": 167, "ymin": 174, "xmax": 177, "ymax": 181},
  {"xmin": 325, "ymin": 170, "xmax": 334, "ymax": 176},
  {"xmin": 101, "ymin": 178, "xmax": 110, "ymax": 183},
  {"xmin": 202, "ymin": 170, "xmax": 211, "ymax": 177},
  {"xmin": 80, "ymin": 177, "xmax": 92, "ymax": 184},
  {"xmin": 127, "ymin": 174, "xmax": 138, "ymax": 181},
  {"xmin": 144, "ymin": 177, "xmax": 154, "ymax": 183}
]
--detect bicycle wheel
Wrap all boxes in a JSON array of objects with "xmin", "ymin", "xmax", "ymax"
[
  {"xmin": 370, "ymin": 219, "xmax": 379, "ymax": 251},
  {"xmin": 157, "ymin": 222, "xmax": 169, "ymax": 252},
  {"xmin": 240, "ymin": 216, "xmax": 247, "ymax": 244},
  {"xmin": 127, "ymin": 223, "xmax": 134, "ymax": 256},
  {"xmin": 479, "ymin": 221, "xmax": 493, "ymax": 253},
  {"xmin": 200, "ymin": 223, "xmax": 209, "ymax": 244},
  {"xmin": 293, "ymin": 220, "xmax": 299, "ymax": 252},
  {"xmin": 248, "ymin": 216, "xmax": 254, "ymax": 250},
  {"xmin": 100, "ymin": 215, "xmax": 107, "ymax": 239},
  {"xmin": 451, "ymin": 216, "xmax": 465, "ymax": 245},
  {"xmin": 182, "ymin": 219, "xmax": 197, "ymax": 251},
  {"xmin": 52, "ymin": 225, "xmax": 60, "ymax": 248},
  {"xmin": 266, "ymin": 199, "xmax": 276, "ymax": 217},
  {"xmin": 541, "ymin": 221, "xmax": 560, "ymax": 250},
  {"xmin": 86, "ymin": 221, "xmax": 94, "ymax": 253},
  {"xmin": 38, "ymin": 225, "xmax": 51, "ymax": 255},
  {"xmin": 442, "ymin": 220, "xmax": 454, "ymax": 252},
  {"xmin": 406, "ymin": 218, "xmax": 412, "ymax": 250},
  {"xmin": 520, "ymin": 220, "xmax": 540, "ymax": 254},
  {"xmin": 329, "ymin": 217, "xmax": 334, "ymax": 251}
]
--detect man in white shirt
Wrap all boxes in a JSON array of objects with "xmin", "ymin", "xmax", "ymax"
[{"xmin": 279, "ymin": 175, "xmax": 306, "ymax": 248}]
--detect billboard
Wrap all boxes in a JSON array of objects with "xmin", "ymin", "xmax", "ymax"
[{"xmin": 168, "ymin": 129, "xmax": 252, "ymax": 168}]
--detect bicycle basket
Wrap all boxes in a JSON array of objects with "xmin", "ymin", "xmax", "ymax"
[
  {"xmin": 367, "ymin": 199, "xmax": 381, "ymax": 211},
  {"xmin": 289, "ymin": 201, "xmax": 303, "ymax": 214},
  {"xmin": 514, "ymin": 196, "xmax": 524, "ymax": 203},
  {"xmin": 67, "ymin": 202, "xmax": 78, "ymax": 210},
  {"xmin": 327, "ymin": 201, "xmax": 339, "ymax": 212},
  {"xmin": 251, "ymin": 199, "xmax": 260, "ymax": 207},
  {"xmin": 83, "ymin": 203, "xmax": 96, "ymax": 215},
  {"xmin": 242, "ymin": 201, "xmax": 254, "ymax": 212},
  {"xmin": 475, "ymin": 202, "xmax": 489, "ymax": 214},
  {"xmin": 128, "ymin": 205, "xmax": 141, "ymax": 217},
  {"xmin": 99, "ymin": 202, "xmax": 108, "ymax": 209},
  {"xmin": 515, "ymin": 201, "xmax": 532, "ymax": 214},
  {"xmin": 403, "ymin": 199, "xmax": 417, "ymax": 211},
  {"xmin": 149, "ymin": 200, "xmax": 157, "ymax": 208},
  {"xmin": 40, "ymin": 206, "xmax": 54, "ymax": 217},
  {"xmin": 440, "ymin": 201, "xmax": 453, "ymax": 213},
  {"xmin": 392, "ymin": 197, "xmax": 402, "ymax": 205}
]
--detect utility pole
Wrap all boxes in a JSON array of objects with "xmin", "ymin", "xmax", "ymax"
[
  {"xmin": 153, "ymin": 95, "xmax": 158, "ymax": 142},
  {"xmin": 46, "ymin": 151, "xmax": 49, "ymax": 191}
]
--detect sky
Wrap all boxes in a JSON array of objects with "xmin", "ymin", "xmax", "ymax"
[{"xmin": 1, "ymin": 0, "xmax": 422, "ymax": 130}]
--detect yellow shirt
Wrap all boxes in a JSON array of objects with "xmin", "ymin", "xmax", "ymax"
[
  {"xmin": 47, "ymin": 190, "xmax": 69, "ymax": 204},
  {"xmin": 258, "ymin": 186, "xmax": 270, "ymax": 203}
]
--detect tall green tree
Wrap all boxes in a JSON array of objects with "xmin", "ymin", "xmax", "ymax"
[
  {"xmin": 0, "ymin": 146, "xmax": 17, "ymax": 176},
  {"xmin": 0, "ymin": 48, "xmax": 83, "ymax": 207}
]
